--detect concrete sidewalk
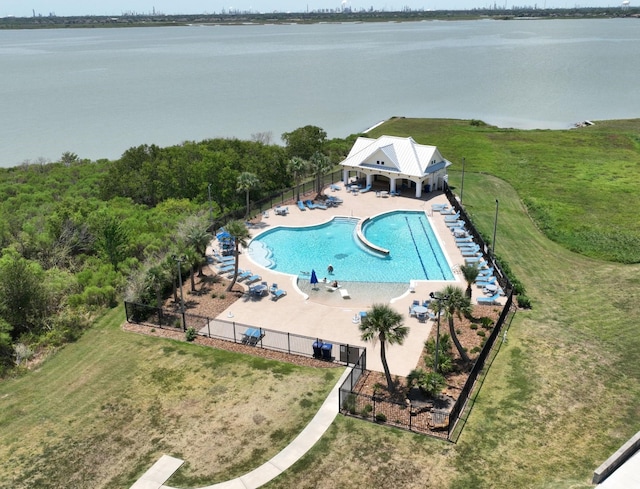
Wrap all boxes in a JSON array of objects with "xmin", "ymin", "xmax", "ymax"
[{"xmin": 131, "ymin": 367, "xmax": 352, "ymax": 489}]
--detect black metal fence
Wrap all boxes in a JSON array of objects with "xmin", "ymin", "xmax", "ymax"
[
  {"xmin": 124, "ymin": 301, "xmax": 363, "ymax": 365},
  {"xmin": 447, "ymin": 293, "xmax": 515, "ymax": 438}
]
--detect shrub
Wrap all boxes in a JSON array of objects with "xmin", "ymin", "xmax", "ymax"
[
  {"xmin": 185, "ymin": 327, "xmax": 197, "ymax": 342},
  {"xmin": 470, "ymin": 323, "xmax": 478, "ymax": 330},
  {"xmin": 342, "ymin": 393, "xmax": 357, "ymax": 414},
  {"xmin": 477, "ymin": 330, "xmax": 486, "ymax": 337},
  {"xmin": 211, "ymin": 292, "xmax": 217, "ymax": 299},
  {"xmin": 375, "ymin": 412, "xmax": 387, "ymax": 423},
  {"xmin": 361, "ymin": 404, "xmax": 373, "ymax": 417},
  {"xmin": 471, "ymin": 346, "xmax": 481, "ymax": 354},
  {"xmin": 219, "ymin": 293, "xmax": 226, "ymax": 300},
  {"xmin": 481, "ymin": 317, "xmax": 495, "ymax": 329},
  {"xmin": 517, "ymin": 295, "xmax": 532, "ymax": 309}
]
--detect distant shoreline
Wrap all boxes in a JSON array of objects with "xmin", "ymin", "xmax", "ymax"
[{"xmin": 1, "ymin": 8, "xmax": 639, "ymax": 30}]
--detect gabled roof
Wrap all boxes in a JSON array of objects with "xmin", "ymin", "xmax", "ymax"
[{"xmin": 340, "ymin": 135, "xmax": 450, "ymax": 179}]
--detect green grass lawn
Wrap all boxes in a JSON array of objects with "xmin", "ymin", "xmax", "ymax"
[
  {"xmin": 2, "ymin": 118, "xmax": 639, "ymax": 489},
  {"xmin": 0, "ymin": 308, "xmax": 343, "ymax": 488}
]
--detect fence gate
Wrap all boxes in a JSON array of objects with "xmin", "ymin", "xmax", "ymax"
[{"xmin": 339, "ymin": 345, "xmax": 361, "ymax": 365}]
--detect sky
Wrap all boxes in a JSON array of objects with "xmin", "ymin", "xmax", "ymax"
[{"xmin": 0, "ymin": 1, "xmax": 625, "ymax": 18}]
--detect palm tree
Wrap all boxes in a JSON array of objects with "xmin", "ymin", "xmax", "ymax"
[
  {"xmin": 224, "ymin": 220, "xmax": 251, "ymax": 292},
  {"xmin": 438, "ymin": 285, "xmax": 472, "ymax": 364},
  {"xmin": 183, "ymin": 247, "xmax": 201, "ymax": 293},
  {"xmin": 460, "ymin": 263, "xmax": 480, "ymax": 299},
  {"xmin": 146, "ymin": 262, "xmax": 170, "ymax": 309},
  {"xmin": 309, "ymin": 151, "xmax": 333, "ymax": 197},
  {"xmin": 236, "ymin": 172, "xmax": 260, "ymax": 219},
  {"xmin": 359, "ymin": 303, "xmax": 409, "ymax": 393},
  {"xmin": 287, "ymin": 156, "xmax": 308, "ymax": 202},
  {"xmin": 185, "ymin": 224, "xmax": 212, "ymax": 277}
]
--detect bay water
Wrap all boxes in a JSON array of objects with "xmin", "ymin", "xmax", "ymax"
[{"xmin": 1, "ymin": 18, "xmax": 639, "ymax": 167}]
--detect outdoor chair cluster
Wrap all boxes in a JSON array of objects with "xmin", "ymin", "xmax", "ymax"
[
  {"xmin": 269, "ymin": 283, "xmax": 287, "ymax": 301},
  {"xmin": 409, "ymin": 299, "xmax": 436, "ymax": 322},
  {"xmin": 248, "ymin": 281, "xmax": 269, "ymax": 298},
  {"xmin": 274, "ymin": 206, "xmax": 289, "ymax": 216}
]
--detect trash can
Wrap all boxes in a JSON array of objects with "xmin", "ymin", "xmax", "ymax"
[
  {"xmin": 312, "ymin": 341, "xmax": 323, "ymax": 359},
  {"xmin": 321, "ymin": 342, "xmax": 333, "ymax": 361}
]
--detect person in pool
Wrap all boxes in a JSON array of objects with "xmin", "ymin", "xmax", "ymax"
[{"xmin": 327, "ymin": 264, "xmax": 334, "ymax": 274}]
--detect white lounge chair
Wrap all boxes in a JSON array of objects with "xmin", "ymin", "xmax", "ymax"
[{"xmin": 339, "ymin": 289, "xmax": 350, "ymax": 299}]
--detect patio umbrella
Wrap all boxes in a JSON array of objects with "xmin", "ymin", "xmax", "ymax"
[{"xmin": 310, "ymin": 269, "xmax": 319, "ymax": 290}]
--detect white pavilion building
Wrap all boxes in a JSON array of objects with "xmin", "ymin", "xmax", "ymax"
[{"xmin": 339, "ymin": 135, "xmax": 452, "ymax": 198}]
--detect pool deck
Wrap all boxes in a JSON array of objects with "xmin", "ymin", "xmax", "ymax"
[{"xmin": 211, "ymin": 186, "xmax": 502, "ymax": 377}]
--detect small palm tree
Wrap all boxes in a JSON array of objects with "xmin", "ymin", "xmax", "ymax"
[
  {"xmin": 359, "ymin": 303, "xmax": 409, "ymax": 393},
  {"xmin": 440, "ymin": 285, "xmax": 472, "ymax": 364},
  {"xmin": 185, "ymin": 224, "xmax": 212, "ymax": 277},
  {"xmin": 309, "ymin": 151, "xmax": 333, "ymax": 197},
  {"xmin": 146, "ymin": 262, "xmax": 170, "ymax": 309},
  {"xmin": 224, "ymin": 220, "xmax": 251, "ymax": 292},
  {"xmin": 236, "ymin": 172, "xmax": 260, "ymax": 219},
  {"xmin": 287, "ymin": 156, "xmax": 309, "ymax": 202},
  {"xmin": 460, "ymin": 264, "xmax": 480, "ymax": 299}
]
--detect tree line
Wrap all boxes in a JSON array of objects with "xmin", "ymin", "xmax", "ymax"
[{"xmin": 0, "ymin": 126, "xmax": 356, "ymax": 375}]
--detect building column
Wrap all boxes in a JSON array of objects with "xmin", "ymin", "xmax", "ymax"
[
  {"xmin": 365, "ymin": 174, "xmax": 372, "ymax": 187},
  {"xmin": 390, "ymin": 178, "xmax": 397, "ymax": 193},
  {"xmin": 343, "ymin": 169, "xmax": 349, "ymax": 183},
  {"xmin": 415, "ymin": 180, "xmax": 422, "ymax": 198}
]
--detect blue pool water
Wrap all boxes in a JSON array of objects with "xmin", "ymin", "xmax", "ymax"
[{"xmin": 248, "ymin": 211, "xmax": 453, "ymax": 283}]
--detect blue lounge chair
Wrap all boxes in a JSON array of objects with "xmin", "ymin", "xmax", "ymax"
[
  {"xmin": 297, "ymin": 201, "xmax": 306, "ymax": 211},
  {"xmin": 217, "ymin": 264, "xmax": 235, "ymax": 274},
  {"xmin": 271, "ymin": 288, "xmax": 287, "ymax": 301},
  {"xmin": 477, "ymin": 292, "xmax": 501, "ymax": 305},
  {"xmin": 431, "ymin": 203, "xmax": 448, "ymax": 212},
  {"xmin": 446, "ymin": 220, "xmax": 465, "ymax": 228},
  {"xmin": 330, "ymin": 184, "xmax": 341, "ymax": 191},
  {"xmin": 476, "ymin": 277, "xmax": 497, "ymax": 288},
  {"xmin": 465, "ymin": 255, "xmax": 484, "ymax": 263},
  {"xmin": 455, "ymin": 237, "xmax": 474, "ymax": 244},
  {"xmin": 246, "ymin": 274, "xmax": 261, "ymax": 284},
  {"xmin": 310, "ymin": 200, "xmax": 327, "ymax": 210},
  {"xmin": 236, "ymin": 270, "xmax": 252, "ymax": 281},
  {"xmin": 359, "ymin": 185, "xmax": 372, "ymax": 194},
  {"xmin": 214, "ymin": 254, "xmax": 235, "ymax": 263},
  {"xmin": 461, "ymin": 250, "xmax": 481, "ymax": 258},
  {"xmin": 444, "ymin": 211, "xmax": 461, "ymax": 222}
]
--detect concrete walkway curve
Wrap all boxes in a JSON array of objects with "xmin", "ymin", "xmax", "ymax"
[{"xmin": 131, "ymin": 367, "xmax": 352, "ymax": 489}]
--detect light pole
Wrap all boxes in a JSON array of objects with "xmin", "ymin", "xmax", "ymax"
[
  {"xmin": 493, "ymin": 199, "xmax": 499, "ymax": 254},
  {"xmin": 173, "ymin": 255, "xmax": 186, "ymax": 331},
  {"xmin": 460, "ymin": 157, "xmax": 465, "ymax": 204},
  {"xmin": 207, "ymin": 183, "xmax": 214, "ymax": 232},
  {"xmin": 429, "ymin": 292, "xmax": 449, "ymax": 375}
]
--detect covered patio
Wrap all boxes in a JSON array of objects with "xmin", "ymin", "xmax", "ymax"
[{"xmin": 339, "ymin": 135, "xmax": 452, "ymax": 198}]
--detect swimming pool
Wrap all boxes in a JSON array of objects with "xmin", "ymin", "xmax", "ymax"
[{"xmin": 248, "ymin": 210, "xmax": 454, "ymax": 283}]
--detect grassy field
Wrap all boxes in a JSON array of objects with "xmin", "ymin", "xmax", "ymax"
[
  {"xmin": 0, "ymin": 308, "xmax": 343, "ymax": 488},
  {"xmin": 2, "ymin": 119, "xmax": 639, "ymax": 488}
]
